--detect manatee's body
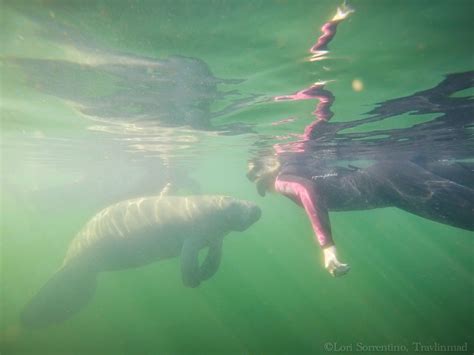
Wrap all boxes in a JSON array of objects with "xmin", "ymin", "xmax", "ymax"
[{"xmin": 21, "ymin": 195, "xmax": 261, "ymax": 329}]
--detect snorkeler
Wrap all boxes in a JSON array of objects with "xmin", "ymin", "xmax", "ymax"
[
  {"xmin": 247, "ymin": 3, "xmax": 473, "ymax": 277},
  {"xmin": 247, "ymin": 154, "xmax": 474, "ymax": 277},
  {"xmin": 247, "ymin": 155, "xmax": 349, "ymax": 277},
  {"xmin": 247, "ymin": 4, "xmax": 355, "ymax": 277}
]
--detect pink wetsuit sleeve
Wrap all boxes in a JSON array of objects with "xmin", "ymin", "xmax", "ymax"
[{"xmin": 275, "ymin": 176, "xmax": 334, "ymax": 248}]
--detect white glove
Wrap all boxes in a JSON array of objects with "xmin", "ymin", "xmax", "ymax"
[{"xmin": 323, "ymin": 246, "xmax": 350, "ymax": 277}]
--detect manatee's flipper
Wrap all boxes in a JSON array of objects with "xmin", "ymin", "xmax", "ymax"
[
  {"xmin": 199, "ymin": 239, "xmax": 223, "ymax": 281},
  {"xmin": 180, "ymin": 239, "xmax": 201, "ymax": 288},
  {"xmin": 21, "ymin": 262, "xmax": 97, "ymax": 329}
]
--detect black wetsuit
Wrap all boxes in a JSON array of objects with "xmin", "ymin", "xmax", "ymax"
[{"xmin": 275, "ymin": 158, "xmax": 474, "ymax": 248}]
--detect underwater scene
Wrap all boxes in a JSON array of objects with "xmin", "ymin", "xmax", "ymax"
[{"xmin": 1, "ymin": 0, "xmax": 473, "ymax": 354}]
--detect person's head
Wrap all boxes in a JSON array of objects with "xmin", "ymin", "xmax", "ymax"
[{"xmin": 246, "ymin": 155, "xmax": 280, "ymax": 196}]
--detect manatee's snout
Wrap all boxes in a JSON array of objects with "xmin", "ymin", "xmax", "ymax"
[
  {"xmin": 229, "ymin": 200, "xmax": 261, "ymax": 232},
  {"xmin": 244, "ymin": 201, "xmax": 262, "ymax": 226}
]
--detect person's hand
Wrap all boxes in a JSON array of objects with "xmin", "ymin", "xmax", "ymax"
[{"xmin": 323, "ymin": 246, "xmax": 350, "ymax": 277}]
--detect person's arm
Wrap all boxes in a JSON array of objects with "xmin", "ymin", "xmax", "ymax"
[
  {"xmin": 275, "ymin": 174, "xmax": 349, "ymax": 276},
  {"xmin": 275, "ymin": 174, "xmax": 333, "ymax": 247}
]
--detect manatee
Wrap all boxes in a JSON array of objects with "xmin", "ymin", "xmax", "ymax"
[{"xmin": 21, "ymin": 195, "xmax": 261, "ymax": 329}]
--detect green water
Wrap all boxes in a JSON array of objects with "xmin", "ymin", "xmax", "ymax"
[{"xmin": 1, "ymin": 0, "xmax": 473, "ymax": 354}]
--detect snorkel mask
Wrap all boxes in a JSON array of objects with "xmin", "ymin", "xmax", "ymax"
[{"xmin": 246, "ymin": 155, "xmax": 281, "ymax": 196}]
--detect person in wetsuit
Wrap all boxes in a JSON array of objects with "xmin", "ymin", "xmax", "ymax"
[
  {"xmin": 247, "ymin": 156, "xmax": 474, "ymax": 277},
  {"xmin": 248, "ymin": 3, "xmax": 473, "ymax": 277}
]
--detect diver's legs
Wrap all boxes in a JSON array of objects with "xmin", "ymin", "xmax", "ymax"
[
  {"xmin": 370, "ymin": 161, "xmax": 474, "ymax": 231},
  {"xmin": 416, "ymin": 161, "xmax": 474, "ymax": 189}
]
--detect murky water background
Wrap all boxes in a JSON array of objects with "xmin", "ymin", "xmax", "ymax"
[{"xmin": 1, "ymin": 0, "xmax": 473, "ymax": 354}]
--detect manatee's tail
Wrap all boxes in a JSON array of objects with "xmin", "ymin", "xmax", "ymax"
[{"xmin": 20, "ymin": 262, "xmax": 97, "ymax": 329}]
